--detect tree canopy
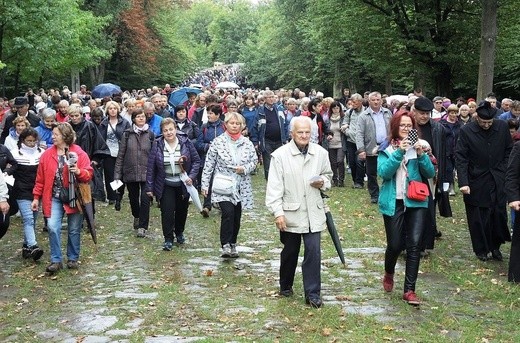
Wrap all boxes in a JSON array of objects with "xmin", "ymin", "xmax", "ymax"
[{"xmin": 1, "ymin": 0, "xmax": 519, "ymax": 100}]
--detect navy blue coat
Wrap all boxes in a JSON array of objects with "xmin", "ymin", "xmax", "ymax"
[{"xmin": 146, "ymin": 132, "xmax": 200, "ymax": 200}]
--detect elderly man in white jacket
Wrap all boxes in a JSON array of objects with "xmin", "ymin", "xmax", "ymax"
[{"xmin": 265, "ymin": 116, "xmax": 333, "ymax": 308}]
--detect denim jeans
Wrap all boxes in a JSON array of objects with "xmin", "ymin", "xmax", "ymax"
[
  {"xmin": 17, "ymin": 199, "xmax": 38, "ymax": 247},
  {"xmin": 47, "ymin": 197, "xmax": 84, "ymax": 263}
]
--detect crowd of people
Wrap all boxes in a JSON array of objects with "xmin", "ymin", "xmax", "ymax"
[{"xmin": 1, "ymin": 80, "xmax": 520, "ymax": 309}]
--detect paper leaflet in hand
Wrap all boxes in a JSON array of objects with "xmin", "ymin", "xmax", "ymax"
[{"xmin": 110, "ymin": 180, "xmax": 123, "ymax": 191}]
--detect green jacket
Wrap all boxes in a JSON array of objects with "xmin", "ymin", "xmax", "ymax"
[{"xmin": 377, "ymin": 143, "xmax": 436, "ymax": 216}]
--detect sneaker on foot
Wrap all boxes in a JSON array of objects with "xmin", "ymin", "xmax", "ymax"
[
  {"xmin": 66, "ymin": 260, "xmax": 79, "ymax": 269},
  {"xmin": 163, "ymin": 241, "xmax": 173, "ymax": 251},
  {"xmin": 22, "ymin": 244, "xmax": 31, "ymax": 259},
  {"xmin": 46, "ymin": 262, "xmax": 63, "ymax": 273},
  {"xmin": 221, "ymin": 243, "xmax": 232, "ymax": 258},
  {"xmin": 176, "ymin": 235, "xmax": 185, "ymax": 245},
  {"xmin": 230, "ymin": 244, "xmax": 239, "ymax": 258},
  {"xmin": 201, "ymin": 207, "xmax": 210, "ymax": 218},
  {"xmin": 403, "ymin": 290, "xmax": 420, "ymax": 306},
  {"xmin": 136, "ymin": 228, "xmax": 146, "ymax": 238},
  {"xmin": 29, "ymin": 245, "xmax": 44, "ymax": 261}
]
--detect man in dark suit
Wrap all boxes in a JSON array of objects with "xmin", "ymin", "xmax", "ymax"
[{"xmin": 455, "ymin": 101, "xmax": 513, "ymax": 261}]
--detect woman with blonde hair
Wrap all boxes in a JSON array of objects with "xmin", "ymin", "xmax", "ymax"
[{"xmin": 201, "ymin": 112, "xmax": 258, "ymax": 258}]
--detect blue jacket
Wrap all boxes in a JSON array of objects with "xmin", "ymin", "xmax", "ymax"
[
  {"xmin": 498, "ymin": 111, "xmax": 518, "ymax": 121},
  {"xmin": 377, "ymin": 141, "xmax": 436, "ymax": 216},
  {"xmin": 240, "ymin": 106, "xmax": 259, "ymax": 145},
  {"xmin": 35, "ymin": 121, "xmax": 53, "ymax": 147},
  {"xmin": 147, "ymin": 114, "xmax": 163, "ymax": 136},
  {"xmin": 255, "ymin": 104, "xmax": 288, "ymax": 152},
  {"xmin": 146, "ymin": 132, "xmax": 200, "ymax": 200},
  {"xmin": 196, "ymin": 119, "xmax": 226, "ymax": 156}
]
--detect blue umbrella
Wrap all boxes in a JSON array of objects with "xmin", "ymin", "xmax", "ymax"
[
  {"xmin": 91, "ymin": 83, "xmax": 122, "ymax": 98},
  {"xmin": 169, "ymin": 87, "xmax": 202, "ymax": 107}
]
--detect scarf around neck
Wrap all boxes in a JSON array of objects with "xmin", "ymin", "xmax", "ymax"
[{"xmin": 133, "ymin": 123, "xmax": 149, "ymax": 134}]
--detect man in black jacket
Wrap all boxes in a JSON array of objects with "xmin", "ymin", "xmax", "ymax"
[{"xmin": 413, "ymin": 97, "xmax": 450, "ymax": 253}]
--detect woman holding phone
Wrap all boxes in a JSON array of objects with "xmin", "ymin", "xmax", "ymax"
[{"xmin": 377, "ymin": 112, "xmax": 435, "ymax": 305}]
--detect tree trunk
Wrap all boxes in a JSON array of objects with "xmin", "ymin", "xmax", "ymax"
[
  {"xmin": 476, "ymin": 0, "xmax": 498, "ymax": 102},
  {"xmin": 333, "ymin": 61, "xmax": 342, "ymax": 98},
  {"xmin": 89, "ymin": 62, "xmax": 105, "ymax": 87}
]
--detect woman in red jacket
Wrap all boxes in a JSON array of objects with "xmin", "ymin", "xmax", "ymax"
[{"xmin": 31, "ymin": 122, "xmax": 93, "ymax": 274}]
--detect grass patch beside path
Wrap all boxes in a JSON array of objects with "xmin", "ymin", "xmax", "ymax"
[{"xmin": 0, "ymin": 173, "xmax": 519, "ymax": 342}]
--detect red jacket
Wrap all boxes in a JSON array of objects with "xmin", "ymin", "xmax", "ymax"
[{"xmin": 33, "ymin": 144, "xmax": 93, "ymax": 217}]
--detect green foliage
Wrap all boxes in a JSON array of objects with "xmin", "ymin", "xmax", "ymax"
[
  {"xmin": 495, "ymin": 0, "xmax": 520, "ymax": 94},
  {"xmin": 0, "ymin": 0, "xmax": 111, "ymax": 94}
]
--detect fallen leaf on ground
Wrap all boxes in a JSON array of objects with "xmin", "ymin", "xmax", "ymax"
[{"xmin": 322, "ymin": 327, "xmax": 332, "ymax": 336}]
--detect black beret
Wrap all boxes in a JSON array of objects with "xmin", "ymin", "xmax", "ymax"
[
  {"xmin": 476, "ymin": 101, "xmax": 496, "ymax": 120},
  {"xmin": 414, "ymin": 96, "xmax": 434, "ymax": 112}
]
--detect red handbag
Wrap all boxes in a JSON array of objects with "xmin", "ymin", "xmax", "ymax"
[{"xmin": 407, "ymin": 180, "xmax": 430, "ymax": 201}]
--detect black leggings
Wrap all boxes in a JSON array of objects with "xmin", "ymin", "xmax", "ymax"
[{"xmin": 383, "ymin": 200, "xmax": 427, "ymax": 292}]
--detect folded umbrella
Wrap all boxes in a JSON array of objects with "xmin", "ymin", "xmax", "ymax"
[
  {"xmin": 321, "ymin": 192, "xmax": 346, "ymax": 267},
  {"xmin": 178, "ymin": 156, "xmax": 203, "ymax": 212},
  {"xmin": 75, "ymin": 182, "xmax": 97, "ymax": 244}
]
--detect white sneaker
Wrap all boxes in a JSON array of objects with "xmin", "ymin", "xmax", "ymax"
[
  {"xmin": 136, "ymin": 228, "xmax": 146, "ymax": 238},
  {"xmin": 230, "ymin": 244, "xmax": 239, "ymax": 258},
  {"xmin": 221, "ymin": 243, "xmax": 232, "ymax": 258}
]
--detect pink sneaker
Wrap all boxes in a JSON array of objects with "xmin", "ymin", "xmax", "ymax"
[
  {"xmin": 382, "ymin": 272, "xmax": 394, "ymax": 292},
  {"xmin": 403, "ymin": 290, "xmax": 420, "ymax": 306}
]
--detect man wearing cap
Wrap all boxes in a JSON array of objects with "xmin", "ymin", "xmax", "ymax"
[
  {"xmin": 412, "ymin": 96, "xmax": 450, "ymax": 253},
  {"xmin": 0, "ymin": 97, "xmax": 40, "ymax": 144},
  {"xmin": 455, "ymin": 101, "xmax": 512, "ymax": 261}
]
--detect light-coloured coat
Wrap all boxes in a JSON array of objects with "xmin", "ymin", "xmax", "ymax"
[
  {"xmin": 201, "ymin": 133, "xmax": 258, "ymax": 209},
  {"xmin": 265, "ymin": 140, "xmax": 333, "ymax": 233}
]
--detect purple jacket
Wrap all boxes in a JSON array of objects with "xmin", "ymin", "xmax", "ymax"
[{"xmin": 146, "ymin": 132, "xmax": 201, "ymax": 200}]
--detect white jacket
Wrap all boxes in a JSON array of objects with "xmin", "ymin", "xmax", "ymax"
[{"xmin": 265, "ymin": 140, "xmax": 333, "ymax": 233}]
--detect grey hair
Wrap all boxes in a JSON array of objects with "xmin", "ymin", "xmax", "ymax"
[
  {"xmin": 289, "ymin": 116, "xmax": 312, "ymax": 132},
  {"xmin": 41, "ymin": 108, "xmax": 57, "ymax": 120},
  {"xmin": 350, "ymin": 93, "xmax": 363, "ymax": 101}
]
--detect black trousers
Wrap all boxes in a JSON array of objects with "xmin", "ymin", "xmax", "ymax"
[
  {"xmin": 279, "ymin": 230, "xmax": 321, "ymax": 297},
  {"xmin": 160, "ymin": 185, "xmax": 189, "ymax": 242},
  {"xmin": 509, "ymin": 213, "xmax": 520, "ymax": 282},
  {"xmin": 126, "ymin": 182, "xmax": 150, "ymax": 229},
  {"xmin": 383, "ymin": 200, "xmax": 427, "ymax": 292},
  {"xmin": 262, "ymin": 139, "xmax": 283, "ymax": 180},
  {"xmin": 328, "ymin": 148, "xmax": 345, "ymax": 184},
  {"xmin": 365, "ymin": 155, "xmax": 379, "ymax": 199},
  {"xmin": 465, "ymin": 203, "xmax": 506, "ymax": 255},
  {"xmin": 103, "ymin": 156, "xmax": 120, "ymax": 201},
  {"xmin": 92, "ymin": 162, "xmax": 106, "ymax": 202},
  {"xmin": 219, "ymin": 201, "xmax": 242, "ymax": 246},
  {"xmin": 345, "ymin": 141, "xmax": 365, "ymax": 186}
]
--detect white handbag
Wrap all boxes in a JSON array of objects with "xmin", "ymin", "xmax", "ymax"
[{"xmin": 212, "ymin": 172, "xmax": 236, "ymax": 196}]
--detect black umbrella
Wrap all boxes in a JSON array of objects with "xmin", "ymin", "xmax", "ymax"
[
  {"xmin": 75, "ymin": 182, "xmax": 97, "ymax": 244},
  {"xmin": 321, "ymin": 192, "xmax": 346, "ymax": 267}
]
